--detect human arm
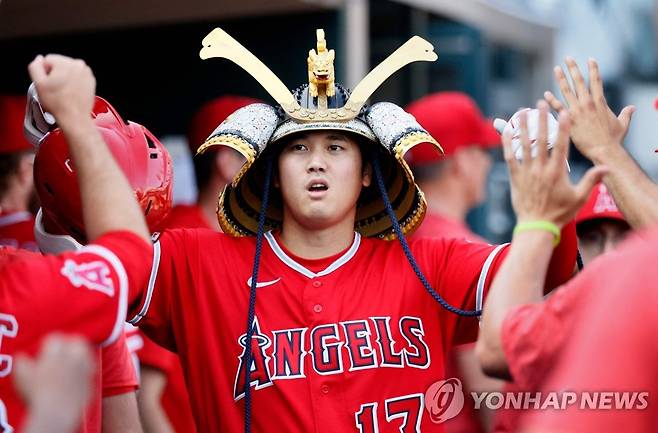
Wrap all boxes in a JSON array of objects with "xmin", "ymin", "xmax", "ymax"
[
  {"xmin": 138, "ymin": 367, "xmax": 176, "ymax": 433},
  {"xmin": 102, "ymin": 393, "xmax": 143, "ymax": 433},
  {"xmin": 544, "ymin": 57, "xmax": 658, "ymax": 228},
  {"xmin": 475, "ymin": 101, "xmax": 607, "ymax": 378}
]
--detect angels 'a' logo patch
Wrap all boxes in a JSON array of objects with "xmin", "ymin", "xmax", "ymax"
[{"xmin": 61, "ymin": 259, "xmax": 114, "ymax": 297}]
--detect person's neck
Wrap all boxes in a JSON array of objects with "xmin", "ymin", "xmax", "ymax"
[
  {"xmin": 0, "ymin": 187, "xmax": 29, "ymax": 214},
  {"xmin": 279, "ymin": 217, "xmax": 356, "ymax": 260},
  {"xmin": 197, "ymin": 184, "xmax": 225, "ymax": 232},
  {"xmin": 419, "ymin": 178, "xmax": 470, "ymax": 222}
]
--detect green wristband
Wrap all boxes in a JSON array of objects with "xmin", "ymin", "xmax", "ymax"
[{"xmin": 513, "ymin": 220, "xmax": 561, "ymax": 247}]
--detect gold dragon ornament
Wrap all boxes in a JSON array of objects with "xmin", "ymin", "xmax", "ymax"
[{"xmin": 307, "ymin": 29, "xmax": 335, "ymax": 102}]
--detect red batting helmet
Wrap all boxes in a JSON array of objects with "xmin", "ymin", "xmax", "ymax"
[{"xmin": 34, "ymin": 96, "xmax": 173, "ymax": 243}]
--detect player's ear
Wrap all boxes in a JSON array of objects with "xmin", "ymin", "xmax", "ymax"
[{"xmin": 451, "ymin": 148, "xmax": 471, "ymax": 176}]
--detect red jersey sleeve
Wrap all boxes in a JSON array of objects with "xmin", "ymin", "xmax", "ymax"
[
  {"xmin": 0, "ymin": 230, "xmax": 151, "ymax": 347},
  {"xmin": 416, "ymin": 221, "xmax": 576, "ymax": 347},
  {"xmin": 128, "ymin": 228, "xmax": 202, "ymax": 351},
  {"xmin": 410, "ymin": 237, "xmax": 510, "ymax": 346},
  {"xmin": 500, "ymin": 281, "xmax": 589, "ymax": 389},
  {"xmin": 101, "ymin": 330, "xmax": 139, "ymax": 397}
]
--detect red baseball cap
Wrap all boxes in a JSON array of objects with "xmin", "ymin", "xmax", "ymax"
[
  {"xmin": 0, "ymin": 95, "xmax": 33, "ymax": 154},
  {"xmin": 188, "ymin": 95, "xmax": 261, "ymax": 154},
  {"xmin": 576, "ymin": 183, "xmax": 625, "ymax": 225},
  {"xmin": 405, "ymin": 92, "xmax": 500, "ymax": 165}
]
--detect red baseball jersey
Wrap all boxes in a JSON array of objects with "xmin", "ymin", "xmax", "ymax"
[
  {"xmin": 412, "ymin": 212, "xmax": 487, "ymax": 244},
  {"xmin": 130, "ymin": 228, "xmax": 515, "ymax": 432},
  {"xmin": 523, "ymin": 228, "xmax": 658, "ymax": 433},
  {"xmin": 0, "ymin": 211, "xmax": 38, "ymax": 252},
  {"xmin": 162, "ymin": 204, "xmax": 212, "ymax": 231},
  {"xmin": 0, "ymin": 232, "xmax": 151, "ymax": 432}
]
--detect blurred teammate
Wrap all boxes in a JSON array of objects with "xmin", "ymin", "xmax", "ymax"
[
  {"xmin": 0, "ymin": 54, "xmax": 154, "ymax": 433},
  {"xmin": 405, "ymin": 92, "xmax": 499, "ymax": 242},
  {"xmin": 31, "ymin": 89, "xmax": 172, "ymax": 433},
  {"xmin": 522, "ymin": 227, "xmax": 658, "ymax": 433},
  {"xmin": 406, "ymin": 92, "xmax": 504, "ymax": 433},
  {"xmin": 482, "ymin": 55, "xmax": 658, "ymax": 433}
]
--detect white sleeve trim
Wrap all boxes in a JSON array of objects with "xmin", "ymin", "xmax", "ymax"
[
  {"xmin": 476, "ymin": 243, "xmax": 509, "ymax": 320},
  {"xmin": 128, "ymin": 240, "xmax": 161, "ymax": 325},
  {"xmin": 79, "ymin": 245, "xmax": 128, "ymax": 347}
]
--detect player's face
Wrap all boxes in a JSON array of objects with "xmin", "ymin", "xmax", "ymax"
[
  {"xmin": 577, "ymin": 219, "xmax": 630, "ymax": 265},
  {"xmin": 277, "ymin": 131, "xmax": 371, "ymax": 231},
  {"xmin": 456, "ymin": 146, "xmax": 492, "ymax": 205}
]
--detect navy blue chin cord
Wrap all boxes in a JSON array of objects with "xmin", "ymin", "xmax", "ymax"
[
  {"xmin": 244, "ymin": 152, "xmax": 274, "ymax": 433},
  {"xmin": 371, "ymin": 149, "xmax": 482, "ymax": 317}
]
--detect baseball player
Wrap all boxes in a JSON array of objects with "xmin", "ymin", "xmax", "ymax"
[
  {"xmin": 522, "ymin": 227, "xmax": 658, "ymax": 433},
  {"xmin": 480, "ymin": 184, "xmax": 630, "ymax": 433},
  {"xmin": 491, "ymin": 61, "xmax": 658, "ymax": 430},
  {"xmin": 405, "ymin": 92, "xmax": 500, "ymax": 242},
  {"xmin": 30, "ymin": 85, "xmax": 173, "ymax": 433},
  {"xmin": 477, "ymin": 57, "xmax": 655, "ymax": 433},
  {"xmin": 0, "ymin": 95, "xmax": 38, "ymax": 252},
  {"xmin": 117, "ymin": 28, "xmax": 590, "ymax": 433},
  {"xmin": 405, "ymin": 92, "xmax": 506, "ymax": 433},
  {"xmin": 0, "ymin": 54, "xmax": 159, "ymax": 433}
]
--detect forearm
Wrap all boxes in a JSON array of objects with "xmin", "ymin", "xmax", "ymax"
[
  {"xmin": 138, "ymin": 368, "xmax": 176, "ymax": 433},
  {"xmin": 477, "ymin": 230, "xmax": 554, "ymax": 375},
  {"xmin": 59, "ymin": 117, "xmax": 150, "ymax": 243},
  {"xmin": 102, "ymin": 393, "xmax": 144, "ymax": 433},
  {"xmin": 590, "ymin": 145, "xmax": 658, "ymax": 229}
]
